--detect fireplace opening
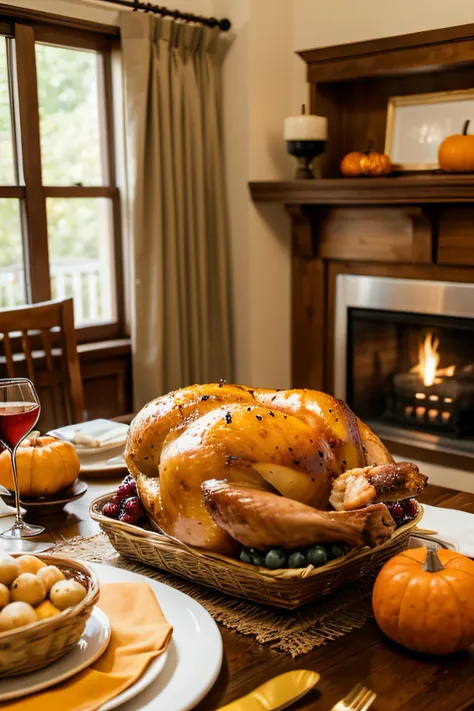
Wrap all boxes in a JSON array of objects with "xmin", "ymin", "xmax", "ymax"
[{"xmin": 347, "ymin": 309, "xmax": 474, "ymax": 440}]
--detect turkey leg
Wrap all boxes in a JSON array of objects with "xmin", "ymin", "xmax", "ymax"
[{"xmin": 202, "ymin": 479, "xmax": 395, "ymax": 549}]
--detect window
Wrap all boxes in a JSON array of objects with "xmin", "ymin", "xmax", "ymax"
[{"xmin": 0, "ymin": 21, "xmax": 121, "ymax": 337}]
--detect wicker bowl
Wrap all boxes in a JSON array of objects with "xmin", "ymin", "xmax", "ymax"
[
  {"xmin": 0, "ymin": 554, "xmax": 100, "ymax": 678},
  {"xmin": 91, "ymin": 493, "xmax": 423, "ymax": 610}
]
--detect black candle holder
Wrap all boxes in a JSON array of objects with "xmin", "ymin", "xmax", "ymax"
[{"xmin": 286, "ymin": 139, "xmax": 326, "ymax": 179}]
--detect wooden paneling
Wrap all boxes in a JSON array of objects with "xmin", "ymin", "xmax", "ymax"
[
  {"xmin": 311, "ymin": 83, "xmax": 343, "ymax": 179},
  {"xmin": 82, "ymin": 356, "xmax": 131, "ymax": 423},
  {"xmin": 438, "ymin": 208, "xmax": 474, "ymax": 266},
  {"xmin": 316, "ymin": 208, "xmax": 432, "ymax": 263},
  {"xmin": 328, "ymin": 68, "xmax": 474, "ymax": 172}
]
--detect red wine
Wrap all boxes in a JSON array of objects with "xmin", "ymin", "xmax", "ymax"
[{"xmin": 0, "ymin": 402, "xmax": 40, "ymax": 449}]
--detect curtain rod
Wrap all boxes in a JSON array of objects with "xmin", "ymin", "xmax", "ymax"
[{"xmin": 101, "ymin": 0, "xmax": 231, "ymax": 31}]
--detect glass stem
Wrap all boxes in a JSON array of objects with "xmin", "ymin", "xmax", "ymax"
[{"xmin": 10, "ymin": 445, "xmax": 23, "ymax": 528}]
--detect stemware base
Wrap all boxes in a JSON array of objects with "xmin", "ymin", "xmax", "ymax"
[{"xmin": 0, "ymin": 521, "xmax": 45, "ymax": 539}]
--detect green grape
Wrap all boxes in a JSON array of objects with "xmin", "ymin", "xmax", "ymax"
[
  {"xmin": 288, "ymin": 551, "xmax": 307, "ymax": 568},
  {"xmin": 264, "ymin": 549, "xmax": 286, "ymax": 570},
  {"xmin": 307, "ymin": 545, "xmax": 328, "ymax": 567},
  {"xmin": 240, "ymin": 549, "xmax": 252, "ymax": 564}
]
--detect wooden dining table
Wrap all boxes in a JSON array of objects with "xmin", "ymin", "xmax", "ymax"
[{"xmin": 30, "ymin": 479, "xmax": 474, "ymax": 711}]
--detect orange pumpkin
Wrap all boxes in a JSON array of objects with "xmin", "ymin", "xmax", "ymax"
[
  {"xmin": 341, "ymin": 150, "xmax": 392, "ymax": 177},
  {"xmin": 438, "ymin": 120, "xmax": 474, "ymax": 173},
  {"xmin": 0, "ymin": 435, "xmax": 80, "ymax": 497},
  {"xmin": 373, "ymin": 547, "xmax": 474, "ymax": 655}
]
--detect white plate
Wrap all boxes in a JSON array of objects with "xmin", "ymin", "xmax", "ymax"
[
  {"xmin": 49, "ymin": 421, "xmax": 128, "ymax": 459},
  {"xmin": 90, "ymin": 563, "xmax": 223, "ymax": 711},
  {"xmin": 80, "ymin": 455, "xmax": 128, "ymax": 479},
  {"xmin": 0, "ymin": 607, "xmax": 111, "ymax": 701}
]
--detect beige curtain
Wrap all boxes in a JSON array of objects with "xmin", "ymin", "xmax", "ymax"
[{"xmin": 119, "ymin": 12, "xmax": 233, "ymax": 409}]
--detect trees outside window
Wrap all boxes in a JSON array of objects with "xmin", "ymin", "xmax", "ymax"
[{"xmin": 0, "ymin": 21, "xmax": 121, "ymax": 337}]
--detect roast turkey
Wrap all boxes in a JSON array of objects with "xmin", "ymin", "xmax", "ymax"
[{"xmin": 124, "ymin": 384, "xmax": 427, "ymax": 555}]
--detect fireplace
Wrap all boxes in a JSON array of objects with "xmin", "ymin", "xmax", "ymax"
[{"xmin": 334, "ymin": 276, "xmax": 474, "ymax": 461}]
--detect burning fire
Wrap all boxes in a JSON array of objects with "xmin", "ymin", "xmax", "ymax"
[{"xmin": 410, "ymin": 333, "xmax": 456, "ymax": 387}]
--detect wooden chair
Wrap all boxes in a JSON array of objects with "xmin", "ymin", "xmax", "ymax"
[{"xmin": 0, "ymin": 299, "xmax": 85, "ymax": 427}]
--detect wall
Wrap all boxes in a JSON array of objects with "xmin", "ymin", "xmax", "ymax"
[{"xmin": 213, "ymin": 0, "xmax": 294, "ymax": 389}]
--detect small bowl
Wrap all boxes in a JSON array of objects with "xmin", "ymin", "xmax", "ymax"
[
  {"xmin": 0, "ymin": 480, "xmax": 88, "ymax": 516},
  {"xmin": 0, "ymin": 554, "xmax": 100, "ymax": 677}
]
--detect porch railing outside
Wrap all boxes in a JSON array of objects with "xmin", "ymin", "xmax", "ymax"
[{"xmin": 0, "ymin": 260, "xmax": 109, "ymax": 325}]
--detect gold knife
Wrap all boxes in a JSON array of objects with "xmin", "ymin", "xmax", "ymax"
[{"xmin": 217, "ymin": 669, "xmax": 320, "ymax": 711}]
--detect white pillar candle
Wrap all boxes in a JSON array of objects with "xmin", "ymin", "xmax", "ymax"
[{"xmin": 284, "ymin": 114, "xmax": 327, "ymax": 141}]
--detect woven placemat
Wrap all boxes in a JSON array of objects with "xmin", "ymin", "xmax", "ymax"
[{"xmin": 53, "ymin": 533, "xmax": 374, "ymax": 658}]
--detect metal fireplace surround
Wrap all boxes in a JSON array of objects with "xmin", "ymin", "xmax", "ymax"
[{"xmin": 334, "ymin": 275, "xmax": 474, "ymax": 455}]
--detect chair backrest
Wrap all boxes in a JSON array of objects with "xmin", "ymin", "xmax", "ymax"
[{"xmin": 0, "ymin": 299, "xmax": 85, "ymax": 427}]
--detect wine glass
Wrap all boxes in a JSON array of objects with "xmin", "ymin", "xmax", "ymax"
[{"xmin": 0, "ymin": 378, "xmax": 45, "ymax": 541}]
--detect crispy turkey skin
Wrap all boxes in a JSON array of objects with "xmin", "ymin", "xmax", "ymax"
[{"xmin": 125, "ymin": 384, "xmax": 426, "ymax": 554}]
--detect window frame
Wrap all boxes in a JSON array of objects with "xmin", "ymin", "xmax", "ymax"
[{"xmin": 0, "ymin": 13, "xmax": 124, "ymax": 344}]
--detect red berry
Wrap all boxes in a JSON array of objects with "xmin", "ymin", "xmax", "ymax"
[
  {"xmin": 116, "ymin": 480, "xmax": 137, "ymax": 501},
  {"xmin": 387, "ymin": 502, "xmax": 404, "ymax": 521},
  {"xmin": 123, "ymin": 497, "xmax": 145, "ymax": 520},
  {"xmin": 102, "ymin": 501, "xmax": 120, "ymax": 519},
  {"xmin": 118, "ymin": 511, "xmax": 135, "ymax": 525},
  {"xmin": 404, "ymin": 498, "xmax": 418, "ymax": 519}
]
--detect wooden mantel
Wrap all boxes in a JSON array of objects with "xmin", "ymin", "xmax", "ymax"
[{"xmin": 249, "ymin": 175, "xmax": 474, "ymax": 205}]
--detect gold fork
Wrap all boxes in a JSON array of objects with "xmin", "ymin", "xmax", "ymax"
[{"xmin": 330, "ymin": 683, "xmax": 377, "ymax": 711}]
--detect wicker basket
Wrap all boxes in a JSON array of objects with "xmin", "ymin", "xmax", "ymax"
[
  {"xmin": 91, "ymin": 493, "xmax": 422, "ymax": 610},
  {"xmin": 0, "ymin": 554, "xmax": 100, "ymax": 677}
]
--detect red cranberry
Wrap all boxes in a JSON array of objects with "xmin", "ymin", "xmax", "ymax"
[
  {"xmin": 404, "ymin": 498, "xmax": 419, "ymax": 519},
  {"xmin": 118, "ymin": 511, "xmax": 136, "ymax": 525},
  {"xmin": 102, "ymin": 501, "xmax": 120, "ymax": 519},
  {"xmin": 122, "ymin": 496, "xmax": 145, "ymax": 520},
  {"xmin": 387, "ymin": 502, "xmax": 404, "ymax": 521},
  {"xmin": 116, "ymin": 480, "xmax": 137, "ymax": 501}
]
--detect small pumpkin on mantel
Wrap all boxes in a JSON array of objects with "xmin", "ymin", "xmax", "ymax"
[
  {"xmin": 372, "ymin": 546, "xmax": 474, "ymax": 655},
  {"xmin": 438, "ymin": 120, "xmax": 474, "ymax": 173},
  {"xmin": 340, "ymin": 148, "xmax": 392, "ymax": 177}
]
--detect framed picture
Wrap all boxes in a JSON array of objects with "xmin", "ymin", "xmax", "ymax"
[{"xmin": 384, "ymin": 89, "xmax": 474, "ymax": 171}]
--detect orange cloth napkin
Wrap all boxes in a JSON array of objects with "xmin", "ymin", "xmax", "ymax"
[{"xmin": 1, "ymin": 582, "xmax": 173, "ymax": 711}]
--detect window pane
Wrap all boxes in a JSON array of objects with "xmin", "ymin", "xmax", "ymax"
[
  {"xmin": 0, "ymin": 200, "xmax": 26, "ymax": 307},
  {"xmin": 0, "ymin": 38, "xmax": 15, "ymax": 184},
  {"xmin": 36, "ymin": 44, "xmax": 105, "ymax": 186},
  {"xmin": 47, "ymin": 198, "xmax": 115, "ymax": 326}
]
